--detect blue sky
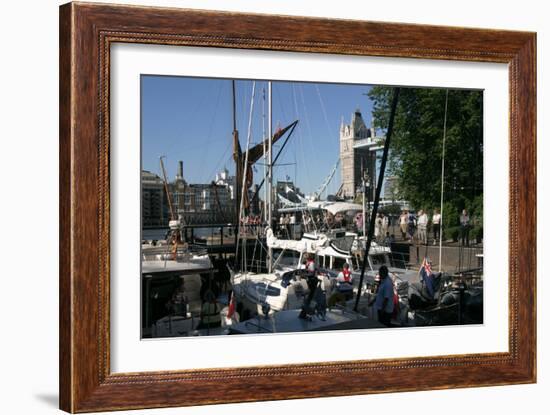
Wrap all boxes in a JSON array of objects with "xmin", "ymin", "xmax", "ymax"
[{"xmin": 141, "ymin": 76, "xmax": 375, "ymax": 195}]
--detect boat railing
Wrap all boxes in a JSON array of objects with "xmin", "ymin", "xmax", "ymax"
[{"xmin": 177, "ymin": 223, "xmax": 267, "ymax": 246}]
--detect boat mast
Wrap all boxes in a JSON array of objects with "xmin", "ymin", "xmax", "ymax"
[
  {"xmin": 354, "ymin": 88, "xmax": 400, "ymax": 311},
  {"xmin": 262, "ymin": 87, "xmax": 267, "ymax": 223},
  {"xmin": 232, "ymin": 81, "xmax": 239, "ymax": 250},
  {"xmin": 160, "ymin": 156, "xmax": 179, "ymax": 259},
  {"xmin": 238, "ymin": 81, "xmax": 257, "ymax": 272},
  {"xmin": 267, "ymin": 81, "xmax": 273, "ymax": 273},
  {"xmin": 439, "ymin": 90, "xmax": 449, "ymax": 272},
  {"xmin": 159, "ymin": 156, "xmax": 175, "ymax": 221}
]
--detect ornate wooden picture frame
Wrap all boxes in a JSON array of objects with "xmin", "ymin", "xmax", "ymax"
[{"xmin": 59, "ymin": 2, "xmax": 536, "ymax": 412}]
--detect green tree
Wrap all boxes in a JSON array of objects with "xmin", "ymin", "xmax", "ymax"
[{"xmin": 369, "ymin": 87, "xmax": 483, "ymax": 215}]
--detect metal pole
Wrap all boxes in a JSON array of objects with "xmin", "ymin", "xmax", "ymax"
[
  {"xmin": 439, "ymin": 90, "xmax": 449, "ymax": 272},
  {"xmin": 361, "ymin": 158, "xmax": 366, "ymax": 238},
  {"xmin": 232, "ymin": 81, "xmax": 240, "ymax": 254},
  {"xmin": 266, "ymin": 88, "xmax": 268, "ymax": 222},
  {"xmin": 354, "ymin": 88, "xmax": 400, "ymax": 312},
  {"xmin": 267, "ymin": 82, "xmax": 273, "ymax": 273}
]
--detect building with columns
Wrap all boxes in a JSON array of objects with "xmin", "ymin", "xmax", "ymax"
[{"xmin": 141, "ymin": 161, "xmax": 239, "ymax": 227}]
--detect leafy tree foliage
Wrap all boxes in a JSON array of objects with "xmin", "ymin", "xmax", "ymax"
[{"xmin": 369, "ymin": 87, "xmax": 483, "ymax": 223}]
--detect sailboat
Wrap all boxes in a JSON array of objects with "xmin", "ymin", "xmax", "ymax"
[
  {"xmin": 229, "ymin": 81, "xmax": 308, "ymax": 316},
  {"xmin": 141, "ymin": 157, "xmax": 214, "ymax": 338},
  {"xmin": 229, "ymin": 82, "xmax": 387, "ymax": 332}
]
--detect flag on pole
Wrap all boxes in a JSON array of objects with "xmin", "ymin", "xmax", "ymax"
[
  {"xmin": 392, "ymin": 280, "xmax": 400, "ymax": 319},
  {"xmin": 227, "ymin": 291, "xmax": 236, "ymax": 319},
  {"xmin": 420, "ymin": 257, "xmax": 435, "ymax": 299}
]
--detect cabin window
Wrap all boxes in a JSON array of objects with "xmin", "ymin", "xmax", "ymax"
[{"xmin": 274, "ymin": 250, "xmax": 301, "ymax": 266}]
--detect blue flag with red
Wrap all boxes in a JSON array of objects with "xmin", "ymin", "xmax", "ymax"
[{"xmin": 420, "ymin": 257, "xmax": 435, "ymax": 299}]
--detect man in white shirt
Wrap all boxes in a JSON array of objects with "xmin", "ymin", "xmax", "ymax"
[
  {"xmin": 399, "ymin": 211, "xmax": 408, "ymax": 240},
  {"xmin": 374, "ymin": 213, "xmax": 382, "ymax": 241},
  {"xmin": 417, "ymin": 209, "xmax": 428, "ymax": 244},
  {"xmin": 432, "ymin": 209, "xmax": 441, "ymax": 245},
  {"xmin": 381, "ymin": 213, "xmax": 389, "ymax": 238}
]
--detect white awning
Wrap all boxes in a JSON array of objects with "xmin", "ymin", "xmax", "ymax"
[
  {"xmin": 322, "ymin": 202, "xmax": 363, "ymax": 215},
  {"xmin": 266, "ymin": 228, "xmax": 329, "ymax": 253}
]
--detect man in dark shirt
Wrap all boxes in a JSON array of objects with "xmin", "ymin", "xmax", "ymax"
[{"xmin": 373, "ymin": 265, "xmax": 394, "ymax": 327}]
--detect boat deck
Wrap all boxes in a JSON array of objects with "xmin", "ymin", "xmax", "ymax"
[
  {"xmin": 142, "ymin": 257, "xmax": 214, "ymax": 276},
  {"xmin": 229, "ymin": 308, "xmax": 384, "ymax": 335}
]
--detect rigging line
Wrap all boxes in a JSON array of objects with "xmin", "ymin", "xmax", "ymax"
[
  {"xmin": 204, "ymin": 140, "xmax": 232, "ymax": 182},
  {"xmin": 315, "ymin": 84, "xmax": 335, "ymax": 140},
  {"xmin": 294, "ymin": 140, "xmax": 298, "ymax": 192},
  {"xmin": 274, "ymin": 83, "xmax": 289, "ymax": 126},
  {"xmin": 313, "ymin": 84, "xmax": 335, "ymax": 171},
  {"xmin": 272, "ymin": 85, "xmax": 289, "ymax": 177},
  {"xmin": 236, "ymin": 81, "xmax": 257, "ymax": 266},
  {"xmin": 251, "ymin": 199, "xmax": 266, "ymax": 270},
  {"xmin": 292, "ymin": 84, "xmax": 313, "ymax": 192},
  {"xmin": 198, "ymin": 80, "xmax": 225, "ymax": 182},
  {"xmin": 292, "ymin": 88, "xmax": 298, "ymax": 186},
  {"xmin": 298, "ymin": 84, "xmax": 321, "ymax": 191},
  {"xmin": 251, "ymin": 230, "xmax": 259, "ymax": 272}
]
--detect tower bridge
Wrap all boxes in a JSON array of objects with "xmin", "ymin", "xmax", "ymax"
[{"xmin": 339, "ymin": 108, "xmax": 385, "ymax": 201}]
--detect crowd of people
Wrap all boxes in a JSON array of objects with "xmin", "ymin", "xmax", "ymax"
[
  {"xmin": 397, "ymin": 208, "xmax": 473, "ymax": 246},
  {"xmin": 240, "ymin": 207, "xmax": 477, "ymax": 247}
]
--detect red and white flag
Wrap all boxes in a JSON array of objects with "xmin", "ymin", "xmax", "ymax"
[{"xmin": 227, "ymin": 291, "xmax": 236, "ymax": 319}]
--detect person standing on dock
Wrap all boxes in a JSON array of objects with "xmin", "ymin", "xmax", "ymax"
[
  {"xmin": 303, "ymin": 213, "xmax": 312, "ymax": 232},
  {"xmin": 407, "ymin": 211, "xmax": 417, "ymax": 242},
  {"xmin": 417, "ymin": 210, "xmax": 428, "ymax": 245},
  {"xmin": 283, "ymin": 214, "xmax": 290, "ymax": 238},
  {"xmin": 374, "ymin": 213, "xmax": 383, "ymax": 241},
  {"xmin": 372, "ymin": 265, "xmax": 394, "ymax": 327},
  {"xmin": 355, "ymin": 212, "xmax": 363, "ymax": 235},
  {"xmin": 381, "ymin": 213, "xmax": 389, "ymax": 238},
  {"xmin": 290, "ymin": 213, "xmax": 296, "ymax": 238},
  {"xmin": 399, "ymin": 210, "xmax": 408, "ymax": 240}
]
